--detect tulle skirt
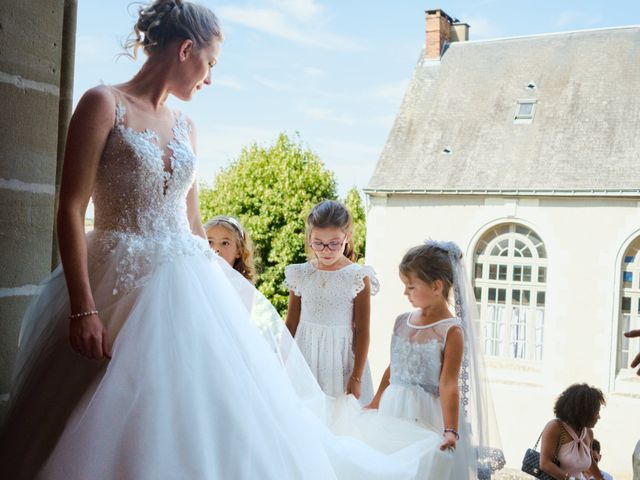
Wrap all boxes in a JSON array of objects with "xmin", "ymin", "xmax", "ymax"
[
  {"xmin": 380, "ymin": 383, "xmax": 478, "ymax": 479},
  {"xmin": 0, "ymin": 230, "xmax": 451, "ymax": 479}
]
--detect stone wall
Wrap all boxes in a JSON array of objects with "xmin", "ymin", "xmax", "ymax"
[{"xmin": 0, "ymin": 0, "xmax": 76, "ymax": 421}]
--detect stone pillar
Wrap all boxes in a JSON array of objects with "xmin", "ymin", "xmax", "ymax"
[
  {"xmin": 52, "ymin": 0, "xmax": 78, "ymax": 269},
  {"xmin": 0, "ymin": 0, "xmax": 77, "ymax": 421}
]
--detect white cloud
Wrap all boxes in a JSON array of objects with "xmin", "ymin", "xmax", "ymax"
[
  {"xmin": 267, "ymin": 0, "xmax": 324, "ymax": 23},
  {"xmin": 253, "ymin": 74, "xmax": 346, "ymax": 100},
  {"xmin": 217, "ymin": 4, "xmax": 364, "ymax": 51},
  {"xmin": 303, "ymin": 66, "xmax": 324, "ymax": 77},
  {"xmin": 252, "ymin": 75, "xmax": 292, "ymax": 92}
]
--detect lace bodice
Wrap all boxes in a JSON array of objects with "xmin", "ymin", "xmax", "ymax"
[
  {"xmin": 93, "ymin": 102, "xmax": 195, "ymax": 235},
  {"xmin": 389, "ymin": 313, "xmax": 462, "ymax": 396},
  {"xmin": 284, "ymin": 262, "xmax": 379, "ymax": 327},
  {"xmin": 90, "ymin": 97, "xmax": 212, "ymax": 295}
]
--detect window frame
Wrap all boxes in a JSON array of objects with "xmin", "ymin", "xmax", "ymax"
[
  {"xmin": 513, "ymin": 99, "xmax": 537, "ymax": 124},
  {"xmin": 473, "ymin": 223, "xmax": 548, "ymax": 362}
]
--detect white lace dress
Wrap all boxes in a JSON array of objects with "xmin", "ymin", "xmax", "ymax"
[
  {"xmin": 382, "ymin": 312, "xmax": 478, "ymax": 479},
  {"xmin": 329, "ymin": 312, "xmax": 477, "ymax": 479},
  {"xmin": 0, "ymin": 97, "xmax": 446, "ymax": 480},
  {"xmin": 285, "ymin": 262, "xmax": 377, "ymax": 404}
]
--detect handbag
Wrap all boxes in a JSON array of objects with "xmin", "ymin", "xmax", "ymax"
[{"xmin": 521, "ymin": 421, "xmax": 563, "ymax": 479}]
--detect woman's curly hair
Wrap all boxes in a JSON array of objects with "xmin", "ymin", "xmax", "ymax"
[{"xmin": 553, "ymin": 383, "xmax": 605, "ymax": 430}]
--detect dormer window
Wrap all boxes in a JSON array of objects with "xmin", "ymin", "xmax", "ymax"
[{"xmin": 514, "ymin": 100, "xmax": 536, "ymax": 124}]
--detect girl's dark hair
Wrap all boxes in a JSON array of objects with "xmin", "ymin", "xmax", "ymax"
[
  {"xmin": 125, "ymin": 0, "xmax": 223, "ymax": 58},
  {"xmin": 399, "ymin": 244, "xmax": 453, "ymax": 299},
  {"xmin": 306, "ymin": 200, "xmax": 356, "ymax": 262},
  {"xmin": 553, "ymin": 383, "xmax": 605, "ymax": 430}
]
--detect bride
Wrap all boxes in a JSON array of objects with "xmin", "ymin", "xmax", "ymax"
[{"xmin": 0, "ymin": 1, "xmax": 452, "ymax": 479}]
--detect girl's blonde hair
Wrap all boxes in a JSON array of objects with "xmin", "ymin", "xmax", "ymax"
[
  {"xmin": 305, "ymin": 200, "xmax": 356, "ymax": 262},
  {"xmin": 124, "ymin": 0, "xmax": 224, "ymax": 59},
  {"xmin": 204, "ymin": 216, "xmax": 255, "ymax": 284}
]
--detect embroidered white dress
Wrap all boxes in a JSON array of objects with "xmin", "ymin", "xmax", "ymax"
[
  {"xmin": 329, "ymin": 312, "xmax": 477, "ymax": 479},
  {"xmin": 382, "ymin": 312, "xmax": 482, "ymax": 479},
  {"xmin": 285, "ymin": 262, "xmax": 377, "ymax": 404},
  {"xmin": 0, "ymin": 98, "xmax": 445, "ymax": 480}
]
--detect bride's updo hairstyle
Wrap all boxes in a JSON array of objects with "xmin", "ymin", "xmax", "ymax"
[{"xmin": 125, "ymin": 0, "xmax": 223, "ymax": 59}]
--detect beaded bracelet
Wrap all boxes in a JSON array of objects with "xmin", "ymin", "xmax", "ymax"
[
  {"xmin": 443, "ymin": 428, "xmax": 459, "ymax": 440},
  {"xmin": 69, "ymin": 310, "xmax": 99, "ymax": 320}
]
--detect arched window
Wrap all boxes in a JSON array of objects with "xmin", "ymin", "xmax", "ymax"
[
  {"xmin": 473, "ymin": 223, "xmax": 547, "ymax": 361},
  {"xmin": 618, "ymin": 238, "xmax": 640, "ymax": 372}
]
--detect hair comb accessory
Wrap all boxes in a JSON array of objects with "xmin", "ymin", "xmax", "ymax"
[{"xmin": 424, "ymin": 239, "xmax": 463, "ymax": 259}]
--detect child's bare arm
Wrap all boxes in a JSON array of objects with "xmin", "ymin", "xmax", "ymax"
[
  {"xmin": 366, "ymin": 366, "xmax": 390, "ymax": 409},
  {"xmin": 348, "ymin": 278, "xmax": 371, "ymax": 398},
  {"xmin": 439, "ymin": 326, "xmax": 463, "ymax": 450},
  {"xmin": 285, "ymin": 291, "xmax": 301, "ymax": 337}
]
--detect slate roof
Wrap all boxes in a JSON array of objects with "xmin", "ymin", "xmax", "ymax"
[{"xmin": 367, "ymin": 26, "xmax": 640, "ymax": 196}]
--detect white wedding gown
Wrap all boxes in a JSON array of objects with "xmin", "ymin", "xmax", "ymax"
[{"xmin": 0, "ymin": 98, "xmax": 451, "ymax": 479}]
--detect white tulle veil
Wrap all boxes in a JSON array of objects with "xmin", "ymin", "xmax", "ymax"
[{"xmin": 424, "ymin": 240, "xmax": 505, "ymax": 477}]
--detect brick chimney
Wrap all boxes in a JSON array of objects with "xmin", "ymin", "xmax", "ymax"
[{"xmin": 425, "ymin": 9, "xmax": 469, "ymax": 59}]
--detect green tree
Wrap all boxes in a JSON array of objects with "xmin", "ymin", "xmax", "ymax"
[
  {"xmin": 344, "ymin": 186, "xmax": 366, "ymax": 263},
  {"xmin": 200, "ymin": 133, "xmax": 337, "ymax": 313}
]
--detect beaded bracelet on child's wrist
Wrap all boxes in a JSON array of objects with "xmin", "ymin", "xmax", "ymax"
[{"xmin": 443, "ymin": 428, "xmax": 459, "ymax": 440}]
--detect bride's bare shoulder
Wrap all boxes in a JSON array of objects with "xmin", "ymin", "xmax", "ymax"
[{"xmin": 72, "ymin": 85, "xmax": 117, "ymax": 128}]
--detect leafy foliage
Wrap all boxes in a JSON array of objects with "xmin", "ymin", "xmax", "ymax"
[
  {"xmin": 344, "ymin": 186, "xmax": 366, "ymax": 264},
  {"xmin": 200, "ymin": 133, "xmax": 337, "ymax": 313}
]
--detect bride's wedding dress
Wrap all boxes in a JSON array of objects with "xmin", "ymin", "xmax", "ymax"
[{"xmin": 0, "ymin": 97, "xmax": 450, "ymax": 479}]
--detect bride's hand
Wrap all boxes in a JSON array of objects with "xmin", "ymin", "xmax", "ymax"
[{"xmin": 69, "ymin": 314, "xmax": 112, "ymax": 360}]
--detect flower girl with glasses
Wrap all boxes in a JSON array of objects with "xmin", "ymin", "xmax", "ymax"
[{"xmin": 285, "ymin": 200, "xmax": 378, "ymax": 404}]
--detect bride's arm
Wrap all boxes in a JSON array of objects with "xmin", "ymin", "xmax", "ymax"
[
  {"xmin": 186, "ymin": 117, "xmax": 206, "ymax": 239},
  {"xmin": 57, "ymin": 86, "xmax": 115, "ymax": 360}
]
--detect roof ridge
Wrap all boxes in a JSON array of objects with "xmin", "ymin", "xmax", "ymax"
[{"xmin": 449, "ymin": 24, "xmax": 640, "ymax": 47}]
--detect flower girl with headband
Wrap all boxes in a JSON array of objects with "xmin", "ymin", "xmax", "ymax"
[{"xmin": 204, "ymin": 215, "xmax": 255, "ymax": 283}]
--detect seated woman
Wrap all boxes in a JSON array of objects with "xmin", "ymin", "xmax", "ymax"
[{"xmin": 540, "ymin": 383, "xmax": 606, "ymax": 480}]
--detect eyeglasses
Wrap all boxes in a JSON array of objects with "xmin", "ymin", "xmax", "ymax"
[{"xmin": 310, "ymin": 238, "xmax": 346, "ymax": 252}]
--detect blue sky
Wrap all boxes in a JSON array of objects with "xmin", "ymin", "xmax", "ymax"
[{"xmin": 74, "ymin": 0, "xmax": 639, "ymax": 195}]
